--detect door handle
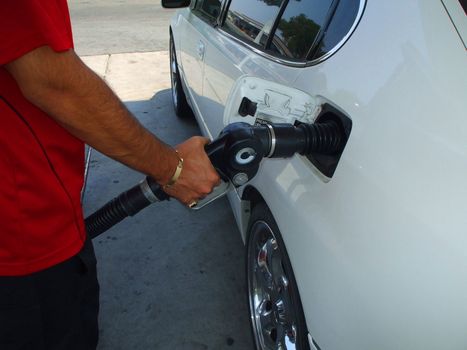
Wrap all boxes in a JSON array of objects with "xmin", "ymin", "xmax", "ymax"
[{"xmin": 197, "ymin": 40, "xmax": 205, "ymax": 60}]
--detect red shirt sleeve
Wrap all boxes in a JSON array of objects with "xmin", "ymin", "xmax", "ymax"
[{"xmin": 0, "ymin": 0, "xmax": 74, "ymax": 65}]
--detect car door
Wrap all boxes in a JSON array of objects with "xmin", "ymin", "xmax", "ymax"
[
  {"xmin": 175, "ymin": 1, "xmax": 222, "ymax": 116},
  {"xmin": 199, "ymin": 1, "xmax": 368, "ymax": 349},
  {"xmin": 215, "ymin": 1, "xmax": 467, "ymax": 349}
]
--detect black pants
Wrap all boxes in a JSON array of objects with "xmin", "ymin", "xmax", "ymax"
[{"xmin": 0, "ymin": 239, "xmax": 100, "ymax": 350}]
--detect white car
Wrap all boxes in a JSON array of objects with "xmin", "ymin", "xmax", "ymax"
[{"xmin": 162, "ymin": 0, "xmax": 467, "ymax": 349}]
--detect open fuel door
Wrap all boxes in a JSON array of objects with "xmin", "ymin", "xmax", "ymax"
[
  {"xmin": 223, "ymin": 76, "xmax": 321, "ymax": 127},
  {"xmin": 223, "ymin": 76, "xmax": 352, "ymax": 178}
]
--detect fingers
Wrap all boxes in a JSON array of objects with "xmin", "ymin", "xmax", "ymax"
[
  {"xmin": 163, "ymin": 185, "xmax": 200, "ymax": 206},
  {"xmin": 162, "ymin": 136, "xmax": 221, "ymax": 206},
  {"xmin": 198, "ymin": 136, "xmax": 210, "ymax": 146}
]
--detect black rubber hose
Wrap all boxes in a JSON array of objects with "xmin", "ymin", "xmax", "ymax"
[
  {"xmin": 85, "ymin": 121, "xmax": 344, "ymax": 238},
  {"xmin": 84, "ymin": 139, "xmax": 224, "ymax": 239},
  {"xmin": 299, "ymin": 120, "xmax": 343, "ymax": 155},
  {"xmin": 85, "ymin": 178, "xmax": 169, "ymax": 239},
  {"xmin": 265, "ymin": 120, "xmax": 343, "ymax": 158}
]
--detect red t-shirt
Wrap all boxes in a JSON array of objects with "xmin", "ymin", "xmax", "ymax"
[{"xmin": 0, "ymin": 0, "xmax": 86, "ymax": 276}]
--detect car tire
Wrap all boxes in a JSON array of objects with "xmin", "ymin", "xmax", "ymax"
[
  {"xmin": 246, "ymin": 202, "xmax": 310, "ymax": 350},
  {"xmin": 169, "ymin": 33, "xmax": 191, "ymax": 118}
]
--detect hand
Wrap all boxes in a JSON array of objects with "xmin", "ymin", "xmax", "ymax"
[{"xmin": 163, "ymin": 136, "xmax": 221, "ymax": 206}]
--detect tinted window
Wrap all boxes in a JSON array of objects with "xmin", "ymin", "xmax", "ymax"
[
  {"xmin": 194, "ymin": 0, "xmax": 223, "ymax": 22},
  {"xmin": 222, "ymin": 0, "xmax": 363, "ymax": 63},
  {"xmin": 270, "ymin": 0, "xmax": 333, "ymax": 60},
  {"xmin": 309, "ymin": 0, "xmax": 361, "ymax": 60},
  {"xmin": 223, "ymin": 0, "xmax": 286, "ymax": 49},
  {"xmin": 460, "ymin": 0, "xmax": 466, "ymax": 13}
]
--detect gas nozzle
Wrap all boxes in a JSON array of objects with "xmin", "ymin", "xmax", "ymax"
[
  {"xmin": 236, "ymin": 97, "xmax": 343, "ymax": 157},
  {"xmin": 85, "ymin": 120, "xmax": 344, "ymax": 238},
  {"xmin": 205, "ymin": 121, "xmax": 343, "ymax": 188}
]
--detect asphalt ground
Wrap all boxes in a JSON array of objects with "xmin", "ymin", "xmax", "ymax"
[{"xmin": 69, "ymin": 1, "xmax": 255, "ymax": 349}]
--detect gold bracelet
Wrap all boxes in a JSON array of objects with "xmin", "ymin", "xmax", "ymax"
[{"xmin": 163, "ymin": 150, "xmax": 183, "ymax": 189}]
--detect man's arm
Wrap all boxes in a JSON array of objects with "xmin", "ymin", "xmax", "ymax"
[{"xmin": 5, "ymin": 46, "xmax": 219, "ymax": 205}]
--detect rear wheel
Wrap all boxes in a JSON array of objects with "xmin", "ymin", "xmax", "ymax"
[
  {"xmin": 169, "ymin": 33, "xmax": 191, "ymax": 118},
  {"xmin": 246, "ymin": 203, "xmax": 310, "ymax": 350}
]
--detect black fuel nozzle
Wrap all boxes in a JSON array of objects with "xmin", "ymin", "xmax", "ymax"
[
  {"xmin": 203, "ymin": 120, "xmax": 343, "ymax": 188},
  {"xmin": 85, "ymin": 119, "xmax": 345, "ymax": 238}
]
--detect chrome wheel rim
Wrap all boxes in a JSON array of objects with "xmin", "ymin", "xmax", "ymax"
[
  {"xmin": 169, "ymin": 40, "xmax": 179, "ymax": 109},
  {"xmin": 248, "ymin": 221, "xmax": 299, "ymax": 350}
]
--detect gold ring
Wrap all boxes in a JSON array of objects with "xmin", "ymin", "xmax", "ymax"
[{"xmin": 188, "ymin": 200, "xmax": 198, "ymax": 208}]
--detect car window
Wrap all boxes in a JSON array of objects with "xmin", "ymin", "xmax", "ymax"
[
  {"xmin": 440, "ymin": 0, "xmax": 467, "ymax": 49},
  {"xmin": 221, "ymin": 0, "xmax": 364, "ymax": 64},
  {"xmin": 269, "ymin": 0, "xmax": 333, "ymax": 60},
  {"xmin": 459, "ymin": 0, "xmax": 466, "ymax": 13},
  {"xmin": 308, "ymin": 0, "xmax": 362, "ymax": 60},
  {"xmin": 222, "ymin": 0, "xmax": 286, "ymax": 49},
  {"xmin": 194, "ymin": 0, "xmax": 224, "ymax": 23}
]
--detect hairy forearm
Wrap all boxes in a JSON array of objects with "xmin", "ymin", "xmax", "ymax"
[
  {"xmin": 32, "ymin": 59, "xmax": 178, "ymax": 183},
  {"xmin": 6, "ymin": 47, "xmax": 178, "ymax": 184}
]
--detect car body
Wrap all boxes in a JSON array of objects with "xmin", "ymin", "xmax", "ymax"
[{"xmin": 166, "ymin": 0, "xmax": 467, "ymax": 349}]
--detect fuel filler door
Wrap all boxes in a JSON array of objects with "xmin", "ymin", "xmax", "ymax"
[{"xmin": 223, "ymin": 76, "xmax": 352, "ymax": 178}]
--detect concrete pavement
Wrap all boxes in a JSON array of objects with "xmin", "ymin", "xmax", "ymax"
[
  {"xmin": 81, "ymin": 51, "xmax": 254, "ymax": 349},
  {"xmin": 74, "ymin": 1, "xmax": 255, "ymax": 347},
  {"xmin": 82, "ymin": 51, "xmax": 171, "ymax": 101}
]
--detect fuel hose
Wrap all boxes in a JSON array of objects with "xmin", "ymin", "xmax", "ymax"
[
  {"xmin": 85, "ymin": 177, "xmax": 169, "ymax": 238},
  {"xmin": 85, "ymin": 121, "xmax": 343, "ymax": 238}
]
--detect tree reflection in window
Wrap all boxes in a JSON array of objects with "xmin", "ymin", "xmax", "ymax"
[
  {"xmin": 273, "ymin": 14, "xmax": 320, "ymax": 59},
  {"xmin": 223, "ymin": 0, "xmax": 338, "ymax": 61},
  {"xmin": 223, "ymin": 0, "xmax": 284, "ymax": 48}
]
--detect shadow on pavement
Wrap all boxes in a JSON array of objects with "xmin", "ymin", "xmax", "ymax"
[{"xmin": 82, "ymin": 89, "xmax": 254, "ymax": 350}]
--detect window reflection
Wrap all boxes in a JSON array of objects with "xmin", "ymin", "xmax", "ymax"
[
  {"xmin": 272, "ymin": 0, "xmax": 332, "ymax": 59},
  {"xmin": 310, "ymin": 0, "xmax": 360, "ymax": 59},
  {"xmin": 196, "ymin": 0, "xmax": 223, "ymax": 19},
  {"xmin": 222, "ymin": 0, "xmax": 361, "ymax": 62},
  {"xmin": 223, "ymin": 0, "xmax": 285, "ymax": 47}
]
